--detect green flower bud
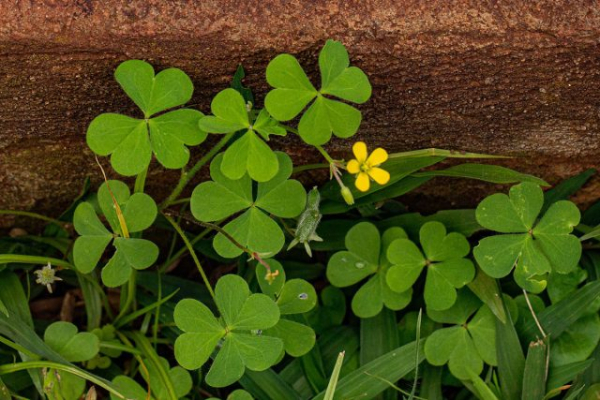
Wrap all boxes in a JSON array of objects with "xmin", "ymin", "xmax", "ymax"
[{"xmin": 341, "ymin": 186, "xmax": 355, "ymax": 205}]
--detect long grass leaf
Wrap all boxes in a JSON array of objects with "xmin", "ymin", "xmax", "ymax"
[
  {"xmin": 414, "ymin": 164, "xmax": 548, "ymax": 186},
  {"xmin": 312, "ymin": 340, "xmax": 425, "ymax": 400},
  {"xmin": 240, "ymin": 369, "xmax": 303, "ymax": 400},
  {"xmin": 495, "ymin": 291, "xmax": 525, "ymax": 400},
  {"xmin": 324, "ymin": 352, "xmax": 345, "ymax": 400},
  {"xmin": 360, "ymin": 309, "xmax": 399, "ymax": 400},
  {"xmin": 521, "ymin": 281, "xmax": 600, "ymax": 342},
  {"xmin": 522, "ymin": 338, "xmax": 549, "ymax": 400}
]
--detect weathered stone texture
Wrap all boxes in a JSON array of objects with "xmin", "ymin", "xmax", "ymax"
[{"xmin": 1, "ymin": 1, "xmax": 600, "ymax": 226}]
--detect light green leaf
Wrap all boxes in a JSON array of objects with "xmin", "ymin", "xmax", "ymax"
[
  {"xmin": 277, "ymin": 279, "xmax": 317, "ymax": 315},
  {"xmin": 191, "ymin": 181, "xmax": 252, "ymax": 221},
  {"xmin": 215, "ymin": 274, "xmax": 251, "ymax": 327},
  {"xmin": 44, "ymin": 321, "xmax": 100, "ymax": 362},
  {"xmin": 122, "ymin": 192, "xmax": 157, "ymax": 233},
  {"xmin": 97, "ymin": 180, "xmax": 131, "ymax": 233},
  {"xmin": 73, "ymin": 202, "xmax": 112, "ymax": 273},
  {"xmin": 113, "ymin": 237, "xmax": 159, "ymax": 270},
  {"xmin": 425, "ymin": 326, "xmax": 483, "ymax": 380},
  {"xmin": 231, "ymin": 333, "xmax": 284, "ymax": 371},
  {"xmin": 297, "ymin": 96, "xmax": 361, "ymax": 145},
  {"xmin": 198, "ymin": 88, "xmax": 250, "ymax": 133},
  {"xmin": 149, "ymin": 109, "xmax": 207, "ymax": 168},
  {"xmin": 264, "ymin": 318, "xmax": 316, "ymax": 357},
  {"xmin": 265, "ymin": 54, "xmax": 317, "ymax": 121},
  {"xmin": 73, "ymin": 236, "xmax": 112, "ymax": 274},
  {"xmin": 253, "ymin": 109, "xmax": 287, "ymax": 140},
  {"xmin": 173, "ymin": 299, "xmax": 225, "ymax": 370},
  {"xmin": 101, "ymin": 251, "xmax": 134, "ymax": 288},
  {"xmin": 206, "ymin": 338, "xmax": 245, "ymax": 387},
  {"xmin": 468, "ymin": 305, "xmax": 497, "ymax": 366},
  {"xmin": 388, "ymin": 222, "xmax": 474, "ymax": 311},
  {"xmin": 115, "ymin": 60, "xmax": 193, "ymax": 117},
  {"xmin": 256, "ymin": 259, "xmax": 286, "ymax": 298},
  {"xmin": 327, "ymin": 223, "xmax": 411, "ymax": 318},
  {"xmin": 386, "ymin": 239, "xmax": 426, "ymax": 293},
  {"xmin": 473, "ymin": 234, "xmax": 526, "ymax": 278},
  {"xmin": 255, "ymin": 156, "xmax": 306, "ymax": 217},
  {"xmin": 232, "ymin": 294, "xmax": 280, "ymax": 331},
  {"xmin": 213, "ymin": 208, "xmax": 285, "ymax": 258},
  {"xmin": 221, "ymin": 129, "xmax": 279, "ymax": 182},
  {"xmin": 477, "ymin": 182, "xmax": 544, "ymax": 232},
  {"xmin": 319, "ymin": 40, "xmax": 371, "ymax": 103},
  {"xmin": 533, "ymin": 201, "xmax": 581, "ymax": 274}
]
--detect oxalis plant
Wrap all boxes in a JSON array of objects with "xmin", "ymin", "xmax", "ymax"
[{"xmin": 0, "ymin": 39, "xmax": 599, "ymax": 400}]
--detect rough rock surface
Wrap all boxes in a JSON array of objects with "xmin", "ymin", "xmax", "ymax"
[{"xmin": 1, "ymin": 0, "xmax": 600, "ymax": 227}]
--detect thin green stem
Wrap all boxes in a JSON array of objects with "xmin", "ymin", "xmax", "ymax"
[
  {"xmin": 292, "ymin": 163, "xmax": 330, "ymax": 174},
  {"xmin": 315, "ymin": 145, "xmax": 336, "ymax": 165},
  {"xmin": 114, "ymin": 270, "xmax": 137, "ymax": 324},
  {"xmin": 0, "ymin": 335, "xmax": 38, "ymax": 359},
  {"xmin": 99, "ymin": 342, "xmax": 142, "ymax": 355},
  {"xmin": 168, "ymin": 197, "xmax": 191, "ymax": 206},
  {"xmin": 0, "ymin": 255, "xmax": 73, "ymax": 269},
  {"xmin": 163, "ymin": 214, "xmax": 216, "ymax": 300},
  {"xmin": 0, "ymin": 210, "xmax": 67, "ymax": 227},
  {"xmin": 0, "ymin": 361, "xmax": 126, "ymax": 399},
  {"xmin": 161, "ymin": 132, "xmax": 235, "ymax": 209},
  {"xmin": 159, "ymin": 226, "xmax": 213, "ymax": 274},
  {"xmin": 134, "ymin": 167, "xmax": 148, "ymax": 193}
]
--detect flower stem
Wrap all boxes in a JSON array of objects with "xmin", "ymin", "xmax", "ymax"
[
  {"xmin": 161, "ymin": 132, "xmax": 235, "ymax": 209},
  {"xmin": 0, "ymin": 210, "xmax": 68, "ymax": 227},
  {"xmin": 163, "ymin": 213, "xmax": 216, "ymax": 300}
]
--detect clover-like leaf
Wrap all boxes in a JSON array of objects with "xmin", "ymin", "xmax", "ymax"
[
  {"xmin": 174, "ymin": 275, "xmax": 283, "ymax": 387},
  {"xmin": 73, "ymin": 180, "xmax": 159, "ymax": 287},
  {"xmin": 474, "ymin": 182, "xmax": 581, "ymax": 292},
  {"xmin": 255, "ymin": 260, "xmax": 317, "ymax": 356},
  {"xmin": 199, "ymin": 88, "xmax": 283, "ymax": 182},
  {"xmin": 327, "ymin": 223, "xmax": 412, "ymax": 318},
  {"xmin": 44, "ymin": 321, "xmax": 100, "ymax": 363},
  {"xmin": 424, "ymin": 289, "xmax": 496, "ymax": 380},
  {"xmin": 87, "ymin": 60, "xmax": 207, "ymax": 175},
  {"xmin": 386, "ymin": 221, "xmax": 474, "ymax": 311},
  {"xmin": 265, "ymin": 39, "xmax": 371, "ymax": 145},
  {"xmin": 191, "ymin": 152, "xmax": 306, "ymax": 258}
]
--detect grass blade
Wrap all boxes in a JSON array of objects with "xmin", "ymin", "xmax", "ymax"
[
  {"xmin": 466, "ymin": 369, "xmax": 500, "ymax": 400},
  {"xmin": 547, "ymin": 359, "xmax": 594, "ymax": 392},
  {"xmin": 240, "ymin": 369, "xmax": 303, "ymax": 400},
  {"xmin": 521, "ymin": 281, "xmax": 600, "ymax": 343},
  {"xmin": 324, "ymin": 352, "xmax": 345, "ymax": 400},
  {"xmin": 468, "ymin": 268, "xmax": 506, "ymax": 323},
  {"xmin": 420, "ymin": 365, "xmax": 443, "ymax": 400},
  {"xmin": 542, "ymin": 168, "xmax": 596, "ymax": 213},
  {"xmin": 522, "ymin": 338, "xmax": 549, "ymax": 400},
  {"xmin": 360, "ymin": 309, "xmax": 399, "ymax": 400},
  {"xmin": 414, "ymin": 164, "xmax": 548, "ymax": 186},
  {"xmin": 312, "ymin": 340, "xmax": 425, "ymax": 400},
  {"xmin": 495, "ymin": 291, "xmax": 525, "ymax": 400}
]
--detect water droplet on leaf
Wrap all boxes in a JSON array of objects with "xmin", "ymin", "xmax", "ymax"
[
  {"xmin": 355, "ymin": 262, "xmax": 365, "ymax": 269},
  {"xmin": 298, "ymin": 293, "xmax": 308, "ymax": 300}
]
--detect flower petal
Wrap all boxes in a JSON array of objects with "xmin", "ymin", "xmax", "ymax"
[
  {"xmin": 366, "ymin": 148, "xmax": 388, "ymax": 166},
  {"xmin": 355, "ymin": 172, "xmax": 371, "ymax": 192},
  {"xmin": 352, "ymin": 142, "xmax": 368, "ymax": 163},
  {"xmin": 346, "ymin": 159, "xmax": 360, "ymax": 174},
  {"xmin": 368, "ymin": 167, "xmax": 390, "ymax": 185}
]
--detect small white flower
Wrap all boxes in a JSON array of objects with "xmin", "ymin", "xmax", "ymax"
[{"xmin": 34, "ymin": 263, "xmax": 62, "ymax": 294}]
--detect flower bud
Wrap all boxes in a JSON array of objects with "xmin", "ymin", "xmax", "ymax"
[{"xmin": 341, "ymin": 185, "xmax": 355, "ymax": 205}]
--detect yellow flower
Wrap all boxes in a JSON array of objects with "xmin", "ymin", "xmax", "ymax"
[{"xmin": 346, "ymin": 142, "xmax": 390, "ymax": 192}]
